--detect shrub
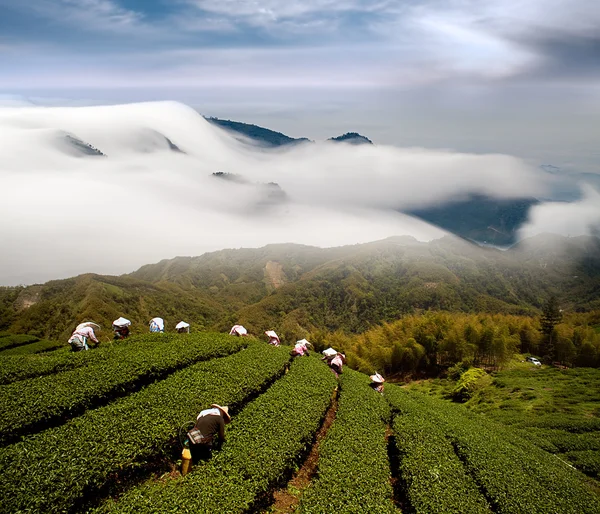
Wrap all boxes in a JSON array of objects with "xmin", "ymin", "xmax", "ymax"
[
  {"xmin": 298, "ymin": 369, "xmax": 397, "ymax": 513},
  {"xmin": 0, "ymin": 342, "xmax": 290, "ymax": 513},
  {"xmin": 97, "ymin": 356, "xmax": 337, "ymax": 513}
]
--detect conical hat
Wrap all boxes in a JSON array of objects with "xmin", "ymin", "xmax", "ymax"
[
  {"xmin": 370, "ymin": 373, "xmax": 385, "ymax": 383},
  {"xmin": 112, "ymin": 317, "xmax": 131, "ymax": 327},
  {"xmin": 211, "ymin": 404, "xmax": 231, "ymax": 423},
  {"xmin": 76, "ymin": 322, "xmax": 100, "ymax": 331}
]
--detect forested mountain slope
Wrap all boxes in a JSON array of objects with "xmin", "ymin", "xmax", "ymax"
[{"xmin": 1, "ymin": 234, "xmax": 599, "ymax": 340}]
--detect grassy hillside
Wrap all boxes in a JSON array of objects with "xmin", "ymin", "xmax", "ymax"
[{"xmin": 2, "ymin": 234, "xmax": 600, "ymax": 342}]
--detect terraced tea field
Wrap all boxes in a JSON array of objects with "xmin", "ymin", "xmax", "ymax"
[{"xmin": 0, "ymin": 333, "xmax": 598, "ymax": 513}]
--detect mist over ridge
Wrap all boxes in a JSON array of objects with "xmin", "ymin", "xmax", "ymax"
[{"xmin": 0, "ymin": 100, "xmax": 597, "ymax": 286}]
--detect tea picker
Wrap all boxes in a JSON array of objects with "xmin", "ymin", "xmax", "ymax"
[
  {"xmin": 68, "ymin": 321, "xmax": 100, "ymax": 352},
  {"xmin": 291, "ymin": 338, "xmax": 312, "ymax": 357},
  {"xmin": 112, "ymin": 317, "xmax": 131, "ymax": 339},
  {"xmin": 229, "ymin": 324, "xmax": 248, "ymax": 336},
  {"xmin": 175, "ymin": 321, "xmax": 190, "ymax": 333},
  {"xmin": 179, "ymin": 404, "xmax": 231, "ymax": 475},
  {"xmin": 265, "ymin": 330, "xmax": 280, "ymax": 346},
  {"xmin": 322, "ymin": 348, "xmax": 345, "ymax": 376},
  {"xmin": 149, "ymin": 317, "xmax": 165, "ymax": 333},
  {"xmin": 369, "ymin": 372, "xmax": 385, "ymax": 393}
]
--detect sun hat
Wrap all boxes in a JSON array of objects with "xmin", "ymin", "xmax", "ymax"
[
  {"xmin": 370, "ymin": 373, "xmax": 385, "ymax": 384},
  {"xmin": 211, "ymin": 404, "xmax": 231, "ymax": 423}
]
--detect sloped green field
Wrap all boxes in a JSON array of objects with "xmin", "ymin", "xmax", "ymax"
[{"xmin": 0, "ymin": 334, "xmax": 598, "ymax": 513}]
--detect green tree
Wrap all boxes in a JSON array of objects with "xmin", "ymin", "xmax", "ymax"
[{"xmin": 540, "ymin": 296, "xmax": 562, "ymax": 360}]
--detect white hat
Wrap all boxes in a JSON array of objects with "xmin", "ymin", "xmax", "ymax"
[
  {"xmin": 322, "ymin": 347, "xmax": 337, "ymax": 357},
  {"xmin": 211, "ymin": 404, "xmax": 231, "ymax": 423},
  {"xmin": 296, "ymin": 338, "xmax": 312, "ymax": 346},
  {"xmin": 76, "ymin": 322, "xmax": 100, "ymax": 331},
  {"xmin": 230, "ymin": 325, "xmax": 248, "ymax": 336},
  {"xmin": 370, "ymin": 373, "xmax": 385, "ymax": 384},
  {"xmin": 112, "ymin": 317, "xmax": 131, "ymax": 327}
]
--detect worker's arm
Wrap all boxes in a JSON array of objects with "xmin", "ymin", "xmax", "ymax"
[{"xmin": 89, "ymin": 331, "xmax": 99, "ymax": 343}]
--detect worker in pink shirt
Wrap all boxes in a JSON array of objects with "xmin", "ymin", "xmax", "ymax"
[
  {"xmin": 291, "ymin": 339, "xmax": 312, "ymax": 357},
  {"xmin": 68, "ymin": 323, "xmax": 99, "ymax": 352},
  {"xmin": 322, "ymin": 349, "xmax": 345, "ymax": 376},
  {"xmin": 265, "ymin": 330, "xmax": 280, "ymax": 346}
]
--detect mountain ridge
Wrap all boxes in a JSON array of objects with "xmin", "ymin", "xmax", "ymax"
[{"xmin": 2, "ymin": 234, "xmax": 599, "ymax": 341}]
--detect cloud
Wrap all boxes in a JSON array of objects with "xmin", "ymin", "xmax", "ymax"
[
  {"xmin": 6, "ymin": 0, "xmax": 145, "ymax": 32},
  {"xmin": 0, "ymin": 101, "xmax": 551, "ymax": 285},
  {"xmin": 519, "ymin": 185, "xmax": 600, "ymax": 240}
]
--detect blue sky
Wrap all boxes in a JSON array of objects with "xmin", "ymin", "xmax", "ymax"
[{"xmin": 1, "ymin": 1, "xmax": 599, "ymax": 169}]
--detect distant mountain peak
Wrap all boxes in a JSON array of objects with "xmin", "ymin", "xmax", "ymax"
[
  {"xmin": 205, "ymin": 117, "xmax": 312, "ymax": 148},
  {"xmin": 328, "ymin": 132, "xmax": 373, "ymax": 145}
]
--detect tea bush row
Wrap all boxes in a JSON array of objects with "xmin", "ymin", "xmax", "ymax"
[
  {"xmin": 563, "ymin": 451, "xmax": 600, "ymax": 479},
  {"xmin": 298, "ymin": 369, "xmax": 398, "ymax": 514},
  {"xmin": 385, "ymin": 386, "xmax": 490, "ymax": 513},
  {"xmin": 0, "ymin": 343, "xmax": 290, "ymax": 513},
  {"xmin": 98, "ymin": 355, "xmax": 337, "ymax": 513},
  {"xmin": 0, "ymin": 333, "xmax": 39, "ymax": 351},
  {"xmin": 0, "ymin": 333, "xmax": 213, "ymax": 385},
  {"xmin": 0, "ymin": 338, "xmax": 63, "ymax": 355},
  {"xmin": 0, "ymin": 333, "xmax": 247, "ymax": 444},
  {"xmin": 386, "ymin": 386, "xmax": 600, "ymax": 514}
]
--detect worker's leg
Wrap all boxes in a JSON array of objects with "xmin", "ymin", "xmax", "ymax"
[{"xmin": 190, "ymin": 443, "xmax": 212, "ymax": 462}]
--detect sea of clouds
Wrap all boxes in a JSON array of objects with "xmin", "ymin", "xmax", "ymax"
[{"xmin": 0, "ymin": 101, "xmax": 597, "ymax": 285}]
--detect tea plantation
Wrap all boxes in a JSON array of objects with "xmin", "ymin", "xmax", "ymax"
[{"xmin": 0, "ymin": 333, "xmax": 598, "ymax": 513}]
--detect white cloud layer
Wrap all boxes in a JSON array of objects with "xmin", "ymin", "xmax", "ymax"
[
  {"xmin": 0, "ymin": 101, "xmax": 557, "ymax": 285},
  {"xmin": 520, "ymin": 185, "xmax": 600, "ymax": 239}
]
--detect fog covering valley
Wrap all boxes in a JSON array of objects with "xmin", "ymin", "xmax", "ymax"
[{"xmin": 1, "ymin": 100, "xmax": 598, "ymax": 286}]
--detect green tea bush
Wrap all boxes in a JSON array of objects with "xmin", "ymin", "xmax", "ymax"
[
  {"xmin": 298, "ymin": 369, "xmax": 397, "ymax": 514},
  {"xmin": 0, "ymin": 333, "xmax": 174, "ymax": 385},
  {"xmin": 385, "ymin": 387, "xmax": 490, "ymax": 513},
  {"xmin": 98, "ymin": 355, "xmax": 337, "ymax": 513},
  {"xmin": 564, "ymin": 451, "xmax": 600, "ymax": 479},
  {"xmin": 385, "ymin": 386, "xmax": 600, "ymax": 514},
  {"xmin": 0, "ymin": 349, "xmax": 102, "ymax": 384},
  {"xmin": 0, "ymin": 333, "xmax": 247, "ymax": 444},
  {"xmin": 0, "ymin": 343, "xmax": 290, "ymax": 513},
  {"xmin": 0, "ymin": 338, "xmax": 63, "ymax": 355},
  {"xmin": 0, "ymin": 333, "xmax": 39, "ymax": 351}
]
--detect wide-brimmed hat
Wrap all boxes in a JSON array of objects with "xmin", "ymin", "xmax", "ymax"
[
  {"xmin": 211, "ymin": 404, "xmax": 231, "ymax": 423},
  {"xmin": 370, "ymin": 373, "xmax": 385, "ymax": 384}
]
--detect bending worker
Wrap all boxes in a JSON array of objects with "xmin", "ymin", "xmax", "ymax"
[
  {"xmin": 229, "ymin": 325, "xmax": 248, "ymax": 336},
  {"xmin": 187, "ymin": 404, "xmax": 231, "ymax": 457},
  {"xmin": 265, "ymin": 330, "xmax": 280, "ymax": 346},
  {"xmin": 149, "ymin": 317, "xmax": 164, "ymax": 333},
  {"xmin": 112, "ymin": 317, "xmax": 131, "ymax": 340},
  {"xmin": 369, "ymin": 372, "xmax": 385, "ymax": 393},
  {"xmin": 291, "ymin": 338, "xmax": 311, "ymax": 357},
  {"xmin": 322, "ymin": 349, "xmax": 345, "ymax": 376},
  {"xmin": 68, "ymin": 323, "xmax": 99, "ymax": 352}
]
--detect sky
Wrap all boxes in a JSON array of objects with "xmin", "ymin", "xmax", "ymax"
[
  {"xmin": 1, "ymin": 0, "xmax": 600, "ymax": 170},
  {"xmin": 1, "ymin": 1, "xmax": 600, "ymax": 285}
]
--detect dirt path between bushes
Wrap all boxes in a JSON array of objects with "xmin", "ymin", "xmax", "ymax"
[{"xmin": 264, "ymin": 388, "xmax": 339, "ymax": 513}]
